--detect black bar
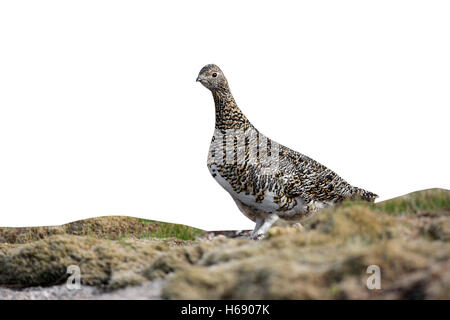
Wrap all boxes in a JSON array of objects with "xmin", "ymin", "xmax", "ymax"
[{"xmin": 0, "ymin": 300, "xmax": 447, "ymax": 319}]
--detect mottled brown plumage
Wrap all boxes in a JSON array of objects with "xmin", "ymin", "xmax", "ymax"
[{"xmin": 197, "ymin": 64, "xmax": 377, "ymax": 239}]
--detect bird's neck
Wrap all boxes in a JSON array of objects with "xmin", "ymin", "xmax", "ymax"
[{"xmin": 212, "ymin": 87, "xmax": 249, "ymax": 130}]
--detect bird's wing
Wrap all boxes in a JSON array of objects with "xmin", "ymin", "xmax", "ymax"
[{"xmin": 278, "ymin": 145, "xmax": 353, "ymax": 203}]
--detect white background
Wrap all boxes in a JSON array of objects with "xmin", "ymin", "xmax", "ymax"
[{"xmin": 0, "ymin": 1, "xmax": 449, "ymax": 229}]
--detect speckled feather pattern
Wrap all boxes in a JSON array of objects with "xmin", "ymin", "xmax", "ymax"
[{"xmin": 198, "ymin": 64, "xmax": 377, "ymax": 232}]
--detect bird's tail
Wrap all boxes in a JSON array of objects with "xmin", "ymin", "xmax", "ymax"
[{"xmin": 350, "ymin": 187, "xmax": 378, "ymax": 202}]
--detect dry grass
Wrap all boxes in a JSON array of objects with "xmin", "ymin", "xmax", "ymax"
[
  {"xmin": 0, "ymin": 188, "xmax": 448, "ymax": 299},
  {"xmin": 158, "ymin": 188, "xmax": 450, "ymax": 299}
]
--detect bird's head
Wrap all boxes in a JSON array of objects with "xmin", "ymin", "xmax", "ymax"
[{"xmin": 196, "ymin": 64, "xmax": 228, "ymax": 91}]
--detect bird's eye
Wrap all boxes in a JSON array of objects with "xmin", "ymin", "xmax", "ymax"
[{"xmin": 212, "ymin": 72, "xmax": 217, "ymax": 78}]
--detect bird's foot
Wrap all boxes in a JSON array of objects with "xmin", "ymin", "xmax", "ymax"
[{"xmin": 249, "ymin": 233, "xmax": 265, "ymax": 241}]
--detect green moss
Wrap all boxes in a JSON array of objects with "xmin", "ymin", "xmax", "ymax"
[
  {"xmin": 374, "ymin": 188, "xmax": 450, "ymax": 215},
  {"xmin": 0, "ymin": 216, "xmax": 204, "ymax": 244},
  {"xmin": 150, "ymin": 222, "xmax": 204, "ymax": 241},
  {"xmin": 0, "ymin": 235, "xmax": 164, "ymax": 288}
]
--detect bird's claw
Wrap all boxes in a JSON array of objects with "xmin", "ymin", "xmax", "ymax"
[{"xmin": 250, "ymin": 234, "xmax": 265, "ymax": 241}]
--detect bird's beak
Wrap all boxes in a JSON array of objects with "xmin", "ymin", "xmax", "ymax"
[{"xmin": 196, "ymin": 76, "xmax": 202, "ymax": 82}]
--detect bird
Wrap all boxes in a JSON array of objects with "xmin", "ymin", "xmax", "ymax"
[{"xmin": 196, "ymin": 64, "xmax": 378, "ymax": 239}]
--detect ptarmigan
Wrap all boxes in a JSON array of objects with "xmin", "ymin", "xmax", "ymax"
[{"xmin": 196, "ymin": 64, "xmax": 377, "ymax": 239}]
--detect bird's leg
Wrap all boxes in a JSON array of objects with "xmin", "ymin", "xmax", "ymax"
[
  {"xmin": 250, "ymin": 217, "xmax": 264, "ymax": 238},
  {"xmin": 251, "ymin": 214, "xmax": 279, "ymax": 240}
]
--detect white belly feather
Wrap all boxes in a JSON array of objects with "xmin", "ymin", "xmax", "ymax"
[{"xmin": 209, "ymin": 164, "xmax": 314, "ymax": 219}]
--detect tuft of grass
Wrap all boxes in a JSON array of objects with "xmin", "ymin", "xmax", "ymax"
[
  {"xmin": 144, "ymin": 221, "xmax": 204, "ymax": 241},
  {"xmin": 374, "ymin": 188, "xmax": 450, "ymax": 215},
  {"xmin": 0, "ymin": 216, "xmax": 204, "ymax": 244}
]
